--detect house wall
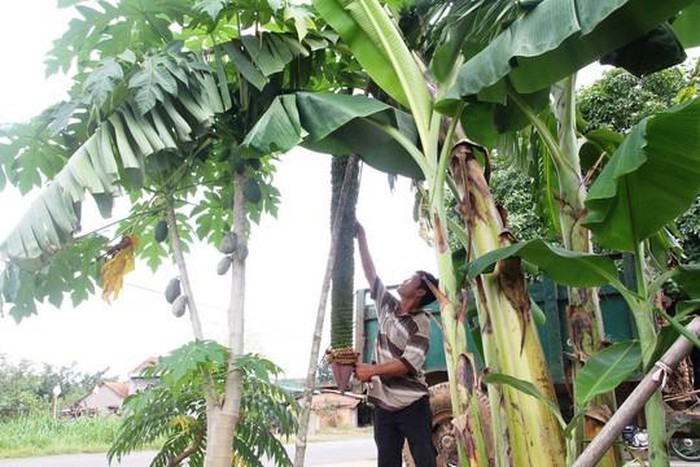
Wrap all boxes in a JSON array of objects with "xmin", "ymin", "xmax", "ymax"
[
  {"xmin": 79, "ymin": 387, "xmax": 123, "ymax": 413},
  {"xmin": 310, "ymin": 393, "xmax": 359, "ymax": 430}
]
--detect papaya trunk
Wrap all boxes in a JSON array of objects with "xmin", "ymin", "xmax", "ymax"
[
  {"xmin": 551, "ymin": 76, "xmax": 620, "ymax": 466},
  {"xmin": 205, "ymin": 172, "xmax": 248, "ymax": 466},
  {"xmin": 450, "ymin": 141, "xmax": 566, "ymax": 466},
  {"xmin": 165, "ymin": 196, "xmax": 223, "ymax": 463}
]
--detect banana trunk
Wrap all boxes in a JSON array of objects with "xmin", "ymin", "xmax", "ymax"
[{"xmin": 450, "ymin": 141, "xmax": 566, "ymax": 466}]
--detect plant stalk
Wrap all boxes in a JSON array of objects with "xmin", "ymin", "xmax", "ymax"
[
  {"xmin": 205, "ymin": 172, "xmax": 248, "ymax": 467},
  {"xmin": 551, "ymin": 76, "xmax": 620, "ymax": 465},
  {"xmin": 631, "ymin": 242, "xmax": 668, "ymax": 466},
  {"xmin": 451, "ymin": 142, "xmax": 566, "ymax": 466},
  {"xmin": 574, "ymin": 317, "xmax": 700, "ymax": 467}
]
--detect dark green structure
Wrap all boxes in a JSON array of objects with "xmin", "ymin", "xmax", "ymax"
[{"xmin": 356, "ymin": 278, "xmax": 636, "ymax": 385}]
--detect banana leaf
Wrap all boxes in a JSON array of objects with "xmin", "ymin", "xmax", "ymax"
[
  {"xmin": 467, "ymin": 238, "xmax": 618, "ymax": 287},
  {"xmin": 575, "ymin": 340, "xmax": 642, "ymax": 406},
  {"xmin": 439, "ymin": 0, "xmax": 696, "ymax": 112},
  {"xmin": 582, "ymin": 98, "xmax": 700, "ymax": 252},
  {"xmin": 242, "ymin": 92, "xmax": 422, "ymax": 179},
  {"xmin": 671, "ymin": 3, "xmax": 700, "ymax": 48},
  {"xmin": 313, "ymin": 0, "xmax": 433, "ymax": 147}
]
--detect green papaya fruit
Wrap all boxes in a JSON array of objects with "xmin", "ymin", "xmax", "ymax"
[
  {"xmin": 154, "ymin": 220, "xmax": 169, "ymax": 243},
  {"xmin": 246, "ymin": 158, "xmax": 261, "ymax": 170},
  {"xmin": 165, "ymin": 278, "xmax": 181, "ymax": 304},
  {"xmin": 172, "ymin": 294, "xmax": 188, "ymax": 318},
  {"xmin": 218, "ymin": 232, "xmax": 238, "ymax": 254},
  {"xmin": 237, "ymin": 244, "xmax": 249, "ymax": 261},
  {"xmin": 217, "ymin": 256, "xmax": 232, "ymax": 275},
  {"xmin": 243, "ymin": 179, "xmax": 262, "ymax": 204}
]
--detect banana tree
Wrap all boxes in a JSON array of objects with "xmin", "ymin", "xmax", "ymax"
[
  {"xmin": 0, "ymin": 1, "xmax": 334, "ymax": 465},
  {"xmin": 467, "ymin": 97, "xmax": 700, "ymax": 465},
  {"xmin": 242, "ymin": 0, "xmax": 564, "ymax": 463},
  {"xmin": 434, "ymin": 0, "xmax": 698, "ymax": 461}
]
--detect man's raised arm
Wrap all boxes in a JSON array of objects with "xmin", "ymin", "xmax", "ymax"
[{"xmin": 355, "ymin": 221, "xmax": 377, "ymax": 287}]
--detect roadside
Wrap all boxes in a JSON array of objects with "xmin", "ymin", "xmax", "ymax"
[{"xmin": 0, "ymin": 435, "xmax": 377, "ymax": 467}]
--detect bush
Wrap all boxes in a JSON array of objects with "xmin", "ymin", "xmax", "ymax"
[{"xmin": 0, "ymin": 414, "xmax": 122, "ymax": 458}]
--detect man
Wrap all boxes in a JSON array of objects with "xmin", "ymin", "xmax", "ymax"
[{"xmin": 354, "ymin": 221, "xmax": 438, "ymax": 467}]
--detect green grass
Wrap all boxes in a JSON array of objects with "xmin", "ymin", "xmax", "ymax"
[{"xmin": 0, "ymin": 414, "xmax": 151, "ymax": 459}]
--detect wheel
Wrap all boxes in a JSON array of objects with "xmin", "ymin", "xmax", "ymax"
[
  {"xmin": 670, "ymin": 437, "xmax": 700, "ymax": 461},
  {"xmin": 402, "ymin": 382, "xmax": 460, "ymax": 467}
]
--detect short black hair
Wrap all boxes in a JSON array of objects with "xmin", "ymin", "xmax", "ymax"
[{"xmin": 417, "ymin": 270, "xmax": 439, "ymax": 307}]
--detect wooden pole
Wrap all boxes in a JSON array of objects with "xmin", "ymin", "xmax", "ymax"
[{"xmin": 573, "ymin": 316, "xmax": 700, "ymax": 467}]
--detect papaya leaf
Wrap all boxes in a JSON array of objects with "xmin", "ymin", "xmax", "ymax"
[
  {"xmin": 583, "ymin": 99, "xmax": 700, "ymax": 252},
  {"xmin": 575, "ymin": 340, "xmax": 642, "ymax": 406},
  {"xmin": 467, "ymin": 238, "xmax": 618, "ymax": 288}
]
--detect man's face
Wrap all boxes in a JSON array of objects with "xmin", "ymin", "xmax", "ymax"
[{"xmin": 397, "ymin": 273, "xmax": 425, "ymax": 300}]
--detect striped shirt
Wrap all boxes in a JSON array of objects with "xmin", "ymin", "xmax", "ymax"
[{"xmin": 368, "ymin": 277, "xmax": 430, "ymax": 411}]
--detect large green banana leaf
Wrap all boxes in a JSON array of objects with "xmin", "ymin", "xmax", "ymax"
[
  {"xmin": 0, "ymin": 72, "xmax": 230, "ymax": 266},
  {"xmin": 242, "ymin": 92, "xmax": 422, "ymax": 178},
  {"xmin": 672, "ymin": 3, "xmax": 700, "ymax": 48},
  {"xmin": 467, "ymin": 238, "xmax": 618, "ymax": 287},
  {"xmin": 439, "ymin": 0, "xmax": 696, "ymax": 110},
  {"xmin": 582, "ymin": 98, "xmax": 700, "ymax": 252},
  {"xmin": 313, "ymin": 0, "xmax": 433, "ymax": 148}
]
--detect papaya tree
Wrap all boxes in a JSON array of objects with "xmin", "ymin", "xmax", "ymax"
[{"xmin": 0, "ymin": 0, "xmax": 336, "ymax": 465}]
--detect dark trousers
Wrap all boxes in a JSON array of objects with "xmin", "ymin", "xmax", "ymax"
[{"xmin": 373, "ymin": 396, "xmax": 437, "ymax": 467}]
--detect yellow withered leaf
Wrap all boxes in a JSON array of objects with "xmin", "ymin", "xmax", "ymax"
[{"xmin": 101, "ymin": 236, "xmax": 139, "ymax": 303}]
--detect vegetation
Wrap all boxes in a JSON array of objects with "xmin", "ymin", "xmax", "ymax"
[
  {"xmin": 0, "ymin": 414, "xmax": 123, "ymax": 458},
  {"xmin": 109, "ymin": 341, "xmax": 298, "ymax": 467},
  {"xmin": 0, "ymin": 355, "xmax": 107, "ymax": 420},
  {"xmin": 0, "ymin": 0, "xmax": 699, "ymax": 466}
]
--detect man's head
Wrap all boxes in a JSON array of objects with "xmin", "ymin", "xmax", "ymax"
[{"xmin": 397, "ymin": 270, "xmax": 439, "ymax": 309}]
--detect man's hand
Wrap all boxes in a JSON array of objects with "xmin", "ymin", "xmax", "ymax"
[
  {"xmin": 354, "ymin": 363, "xmax": 375, "ymax": 383},
  {"xmin": 354, "ymin": 221, "xmax": 365, "ymax": 239}
]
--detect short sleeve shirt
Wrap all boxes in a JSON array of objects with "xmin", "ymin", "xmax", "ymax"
[{"xmin": 368, "ymin": 277, "xmax": 430, "ymax": 411}]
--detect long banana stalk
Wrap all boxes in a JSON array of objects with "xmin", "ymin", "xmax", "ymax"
[
  {"xmin": 451, "ymin": 141, "xmax": 566, "ymax": 466},
  {"xmin": 552, "ymin": 77, "xmax": 621, "ymax": 465},
  {"xmin": 512, "ymin": 76, "xmax": 621, "ymax": 464}
]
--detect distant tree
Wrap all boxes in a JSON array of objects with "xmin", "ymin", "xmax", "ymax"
[
  {"xmin": 579, "ymin": 62, "xmax": 700, "ymax": 262},
  {"xmin": 0, "ymin": 355, "xmax": 107, "ymax": 420},
  {"xmin": 578, "ymin": 67, "xmax": 689, "ymax": 133},
  {"xmin": 316, "ymin": 356, "xmax": 334, "ymax": 387}
]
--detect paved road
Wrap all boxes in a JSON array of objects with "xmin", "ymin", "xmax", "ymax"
[{"xmin": 0, "ymin": 437, "xmax": 376, "ymax": 467}]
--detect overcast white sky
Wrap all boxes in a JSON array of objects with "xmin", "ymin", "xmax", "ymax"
[{"xmin": 0, "ymin": 1, "xmax": 438, "ymax": 380}]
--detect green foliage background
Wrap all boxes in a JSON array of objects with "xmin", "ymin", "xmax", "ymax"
[{"xmin": 0, "ymin": 355, "xmax": 107, "ymax": 420}]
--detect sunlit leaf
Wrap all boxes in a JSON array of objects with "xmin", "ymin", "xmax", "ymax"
[{"xmin": 575, "ymin": 340, "xmax": 642, "ymax": 406}]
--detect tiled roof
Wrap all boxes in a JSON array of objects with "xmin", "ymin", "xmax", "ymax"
[
  {"xmin": 129, "ymin": 356, "xmax": 159, "ymax": 377},
  {"xmin": 103, "ymin": 381, "xmax": 130, "ymax": 399}
]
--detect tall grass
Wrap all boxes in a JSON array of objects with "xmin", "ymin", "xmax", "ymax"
[{"xmin": 0, "ymin": 414, "xmax": 122, "ymax": 458}]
